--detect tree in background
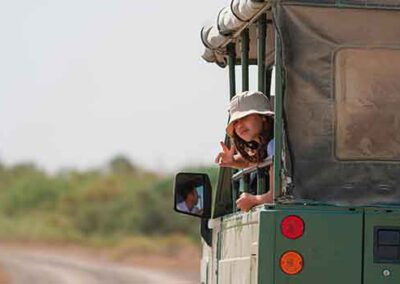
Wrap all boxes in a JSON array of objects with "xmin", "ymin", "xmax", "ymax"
[
  {"xmin": 108, "ymin": 154, "xmax": 137, "ymax": 175},
  {"xmin": 0, "ymin": 157, "xmax": 219, "ymax": 243}
]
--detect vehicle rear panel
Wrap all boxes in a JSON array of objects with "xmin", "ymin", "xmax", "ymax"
[
  {"xmin": 364, "ymin": 208, "xmax": 400, "ymax": 283},
  {"xmin": 258, "ymin": 205, "xmax": 364, "ymax": 284}
]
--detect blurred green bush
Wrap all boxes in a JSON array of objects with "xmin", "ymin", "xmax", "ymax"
[{"xmin": 0, "ymin": 156, "xmax": 219, "ymax": 244}]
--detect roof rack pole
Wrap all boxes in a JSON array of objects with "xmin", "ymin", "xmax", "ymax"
[
  {"xmin": 227, "ymin": 43, "xmax": 237, "ymax": 99},
  {"xmin": 257, "ymin": 168, "xmax": 267, "ymax": 195},
  {"xmin": 241, "ymin": 29, "xmax": 250, "ymax": 91},
  {"xmin": 265, "ymin": 17, "xmax": 272, "ymax": 99},
  {"xmin": 274, "ymin": 30, "xmax": 283, "ymax": 201},
  {"xmin": 227, "ymin": 42, "xmax": 238, "ymax": 212},
  {"xmin": 257, "ymin": 13, "xmax": 267, "ymax": 95},
  {"xmin": 240, "ymin": 30, "xmax": 251, "ymax": 195},
  {"xmin": 240, "ymin": 173, "xmax": 250, "ymax": 193},
  {"xmin": 231, "ymin": 178, "xmax": 239, "ymax": 212},
  {"xmin": 257, "ymin": 13, "xmax": 267, "ymax": 195},
  {"xmin": 265, "ymin": 69, "xmax": 272, "ymax": 99}
]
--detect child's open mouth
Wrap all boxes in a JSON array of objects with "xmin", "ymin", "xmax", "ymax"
[{"xmin": 238, "ymin": 128, "xmax": 248, "ymax": 136}]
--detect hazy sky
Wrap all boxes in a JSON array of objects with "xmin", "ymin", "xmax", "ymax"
[{"xmin": 0, "ymin": 0, "xmax": 259, "ymax": 173}]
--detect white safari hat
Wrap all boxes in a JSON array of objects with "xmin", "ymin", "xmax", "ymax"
[{"xmin": 226, "ymin": 90, "xmax": 274, "ymax": 137}]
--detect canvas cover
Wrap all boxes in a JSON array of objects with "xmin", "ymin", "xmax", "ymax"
[
  {"xmin": 274, "ymin": 0, "xmax": 400, "ymax": 205},
  {"xmin": 277, "ymin": 0, "xmax": 400, "ymax": 7}
]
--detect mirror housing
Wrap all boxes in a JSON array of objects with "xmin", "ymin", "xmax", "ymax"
[{"xmin": 173, "ymin": 172, "xmax": 212, "ymax": 219}]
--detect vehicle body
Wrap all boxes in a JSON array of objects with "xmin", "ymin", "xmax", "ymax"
[{"xmin": 174, "ymin": 0, "xmax": 400, "ymax": 283}]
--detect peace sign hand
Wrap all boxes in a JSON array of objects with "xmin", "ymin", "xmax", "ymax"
[{"xmin": 215, "ymin": 141, "xmax": 236, "ymax": 167}]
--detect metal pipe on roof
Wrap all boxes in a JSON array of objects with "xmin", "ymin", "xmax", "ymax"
[
  {"xmin": 227, "ymin": 42, "xmax": 236, "ymax": 99},
  {"xmin": 274, "ymin": 33, "xmax": 283, "ymax": 201},
  {"xmin": 241, "ymin": 174, "xmax": 250, "ymax": 193},
  {"xmin": 241, "ymin": 29, "xmax": 250, "ymax": 91},
  {"xmin": 257, "ymin": 13, "xmax": 267, "ymax": 94},
  {"xmin": 257, "ymin": 168, "xmax": 267, "ymax": 195}
]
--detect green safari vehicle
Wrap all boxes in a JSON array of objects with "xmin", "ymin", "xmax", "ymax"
[{"xmin": 174, "ymin": 0, "xmax": 400, "ymax": 283}]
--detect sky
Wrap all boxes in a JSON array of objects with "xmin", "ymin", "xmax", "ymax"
[{"xmin": 0, "ymin": 0, "xmax": 260, "ymax": 173}]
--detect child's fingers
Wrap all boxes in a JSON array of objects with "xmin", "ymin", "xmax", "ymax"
[
  {"xmin": 218, "ymin": 162, "xmax": 231, "ymax": 168},
  {"xmin": 220, "ymin": 141, "xmax": 229, "ymax": 152},
  {"xmin": 236, "ymin": 196, "xmax": 248, "ymax": 211},
  {"xmin": 214, "ymin": 153, "xmax": 222, "ymax": 163}
]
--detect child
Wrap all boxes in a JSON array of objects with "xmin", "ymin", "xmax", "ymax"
[{"xmin": 215, "ymin": 90, "xmax": 274, "ymax": 212}]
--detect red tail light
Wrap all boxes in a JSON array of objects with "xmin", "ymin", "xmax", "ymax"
[{"xmin": 281, "ymin": 215, "xmax": 305, "ymax": 239}]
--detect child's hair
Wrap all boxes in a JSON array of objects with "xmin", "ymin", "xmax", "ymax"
[{"xmin": 232, "ymin": 116, "xmax": 274, "ymax": 163}]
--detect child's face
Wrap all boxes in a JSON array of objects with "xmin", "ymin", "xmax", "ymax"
[{"xmin": 233, "ymin": 114, "xmax": 264, "ymax": 142}]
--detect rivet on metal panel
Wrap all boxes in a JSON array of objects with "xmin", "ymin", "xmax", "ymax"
[{"xmin": 383, "ymin": 269, "xmax": 391, "ymax": 277}]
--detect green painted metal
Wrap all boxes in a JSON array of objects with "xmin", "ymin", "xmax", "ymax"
[
  {"xmin": 256, "ymin": 14, "xmax": 268, "ymax": 195},
  {"xmin": 212, "ymin": 165, "xmax": 234, "ymax": 218},
  {"xmin": 258, "ymin": 207, "xmax": 277, "ymax": 284},
  {"xmin": 265, "ymin": 68, "xmax": 272, "ymax": 99},
  {"xmin": 216, "ymin": 229, "xmax": 223, "ymax": 284},
  {"xmin": 231, "ymin": 179, "xmax": 239, "ymax": 213},
  {"xmin": 227, "ymin": 42, "xmax": 236, "ymax": 99},
  {"xmin": 241, "ymin": 29, "xmax": 250, "ymax": 92},
  {"xmin": 258, "ymin": 205, "xmax": 364, "ymax": 283},
  {"xmin": 227, "ymin": 42, "xmax": 237, "ymax": 213},
  {"xmin": 273, "ymin": 33, "xmax": 283, "ymax": 200},
  {"xmin": 363, "ymin": 208, "xmax": 400, "ymax": 284},
  {"xmin": 257, "ymin": 14, "xmax": 266, "ymax": 94},
  {"xmin": 213, "ymin": 203, "xmax": 400, "ymax": 283},
  {"xmin": 240, "ymin": 173, "xmax": 250, "ymax": 193},
  {"xmin": 257, "ymin": 168, "xmax": 267, "ymax": 195},
  {"xmin": 275, "ymin": 208, "xmax": 363, "ymax": 283}
]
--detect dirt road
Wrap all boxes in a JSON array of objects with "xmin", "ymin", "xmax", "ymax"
[{"xmin": 0, "ymin": 248, "xmax": 196, "ymax": 284}]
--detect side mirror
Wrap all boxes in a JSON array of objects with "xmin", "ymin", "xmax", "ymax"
[{"xmin": 173, "ymin": 172, "xmax": 212, "ymax": 219}]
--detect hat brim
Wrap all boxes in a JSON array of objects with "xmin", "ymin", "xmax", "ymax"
[{"xmin": 226, "ymin": 110, "xmax": 275, "ymax": 137}]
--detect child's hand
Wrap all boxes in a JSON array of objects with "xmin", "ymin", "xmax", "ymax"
[
  {"xmin": 236, "ymin": 192, "xmax": 258, "ymax": 212},
  {"xmin": 215, "ymin": 141, "xmax": 235, "ymax": 167},
  {"xmin": 236, "ymin": 192, "xmax": 272, "ymax": 212}
]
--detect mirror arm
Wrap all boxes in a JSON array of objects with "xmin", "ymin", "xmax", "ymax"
[{"xmin": 200, "ymin": 218, "xmax": 212, "ymax": 247}]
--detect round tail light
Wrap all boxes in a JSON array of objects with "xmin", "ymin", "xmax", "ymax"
[
  {"xmin": 280, "ymin": 251, "xmax": 304, "ymax": 275},
  {"xmin": 281, "ymin": 215, "xmax": 305, "ymax": 239}
]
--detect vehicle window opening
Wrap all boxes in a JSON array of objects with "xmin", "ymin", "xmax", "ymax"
[{"xmin": 228, "ymin": 13, "xmax": 275, "ymax": 212}]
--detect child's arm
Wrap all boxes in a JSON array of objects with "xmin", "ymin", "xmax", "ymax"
[
  {"xmin": 236, "ymin": 166, "xmax": 274, "ymax": 212},
  {"xmin": 236, "ymin": 191, "xmax": 273, "ymax": 212}
]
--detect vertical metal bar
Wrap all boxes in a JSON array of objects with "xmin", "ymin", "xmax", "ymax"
[
  {"xmin": 227, "ymin": 42, "xmax": 237, "ymax": 212},
  {"xmin": 227, "ymin": 42, "xmax": 236, "ymax": 99},
  {"xmin": 257, "ymin": 14, "xmax": 267, "ymax": 94},
  {"xmin": 265, "ymin": 69, "xmax": 272, "ymax": 99},
  {"xmin": 241, "ymin": 29, "xmax": 249, "ymax": 92},
  {"xmin": 231, "ymin": 179, "xmax": 239, "ymax": 212},
  {"xmin": 240, "ymin": 174, "xmax": 250, "ymax": 193},
  {"xmin": 257, "ymin": 168, "xmax": 267, "ymax": 195},
  {"xmin": 257, "ymin": 14, "xmax": 268, "ymax": 195},
  {"xmin": 264, "ymin": 16, "xmax": 272, "ymax": 99},
  {"xmin": 274, "ymin": 33, "xmax": 283, "ymax": 201}
]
